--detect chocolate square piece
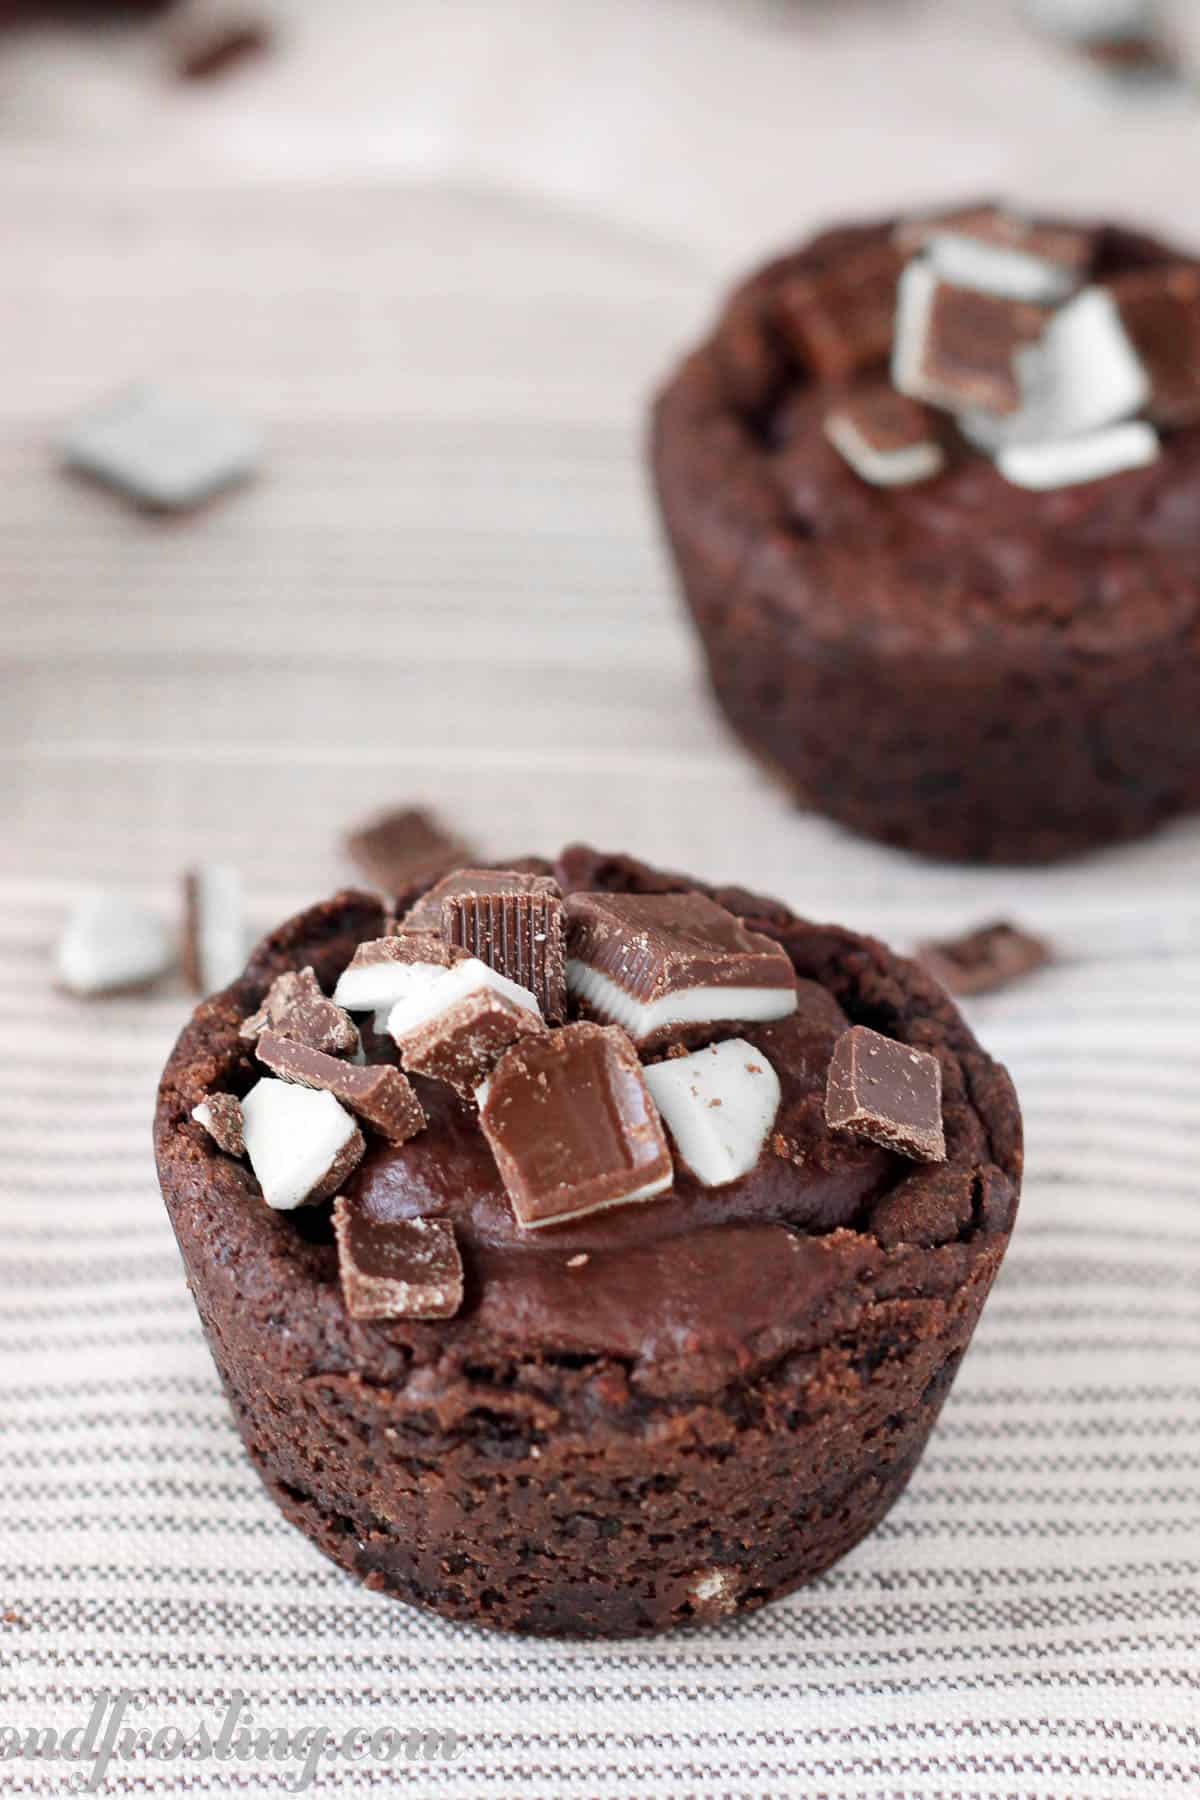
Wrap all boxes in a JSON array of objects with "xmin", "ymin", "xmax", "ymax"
[
  {"xmin": 566, "ymin": 892, "xmax": 796, "ymax": 1048},
  {"xmin": 918, "ymin": 921, "xmax": 1051, "ymax": 997},
  {"xmin": 894, "ymin": 263, "xmax": 1047, "ymax": 415},
  {"xmin": 345, "ymin": 808, "xmax": 469, "ymax": 896},
  {"xmin": 395, "ymin": 987, "xmax": 546, "ymax": 1099},
  {"xmin": 825, "ymin": 1026, "xmax": 945, "ymax": 1164},
  {"xmin": 240, "ymin": 966, "xmax": 359, "ymax": 1057},
  {"xmin": 403, "ymin": 867, "xmax": 556, "ymax": 934},
  {"xmin": 825, "ymin": 384, "xmax": 945, "ymax": 488},
  {"xmin": 776, "ymin": 240, "xmax": 906, "ymax": 381},
  {"xmin": 255, "ymin": 1032, "xmax": 426, "ymax": 1144},
  {"xmin": 479, "ymin": 1023, "xmax": 673, "ymax": 1230},
  {"xmin": 441, "ymin": 881, "xmax": 566, "ymax": 1022},
  {"xmin": 333, "ymin": 1200, "xmax": 463, "ymax": 1321},
  {"xmin": 1108, "ymin": 264, "xmax": 1200, "ymax": 427}
]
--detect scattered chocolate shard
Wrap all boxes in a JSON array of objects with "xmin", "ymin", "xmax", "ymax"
[
  {"xmin": 241, "ymin": 1076, "xmax": 365, "ymax": 1210},
  {"xmin": 643, "ymin": 1039, "xmax": 781, "ymax": 1188},
  {"xmin": 239, "ymin": 966, "xmax": 359, "ymax": 1057},
  {"xmin": 897, "ymin": 204, "xmax": 1092, "ymax": 303},
  {"xmin": 441, "ymin": 878, "xmax": 566, "ymax": 1023},
  {"xmin": 918, "ymin": 920, "xmax": 1051, "ymax": 996},
  {"xmin": 824, "ymin": 384, "xmax": 945, "ymax": 488},
  {"xmin": 333, "ymin": 1199, "xmax": 463, "ymax": 1322},
  {"xmin": 333, "ymin": 933, "xmax": 466, "ymax": 1014},
  {"xmin": 54, "ymin": 890, "xmax": 173, "ymax": 997},
  {"xmin": 479, "ymin": 1022, "xmax": 673, "ymax": 1230},
  {"xmin": 344, "ymin": 807, "xmax": 469, "ymax": 897},
  {"xmin": 776, "ymin": 238, "xmax": 907, "ymax": 381},
  {"xmin": 1108, "ymin": 263, "xmax": 1200, "ymax": 427},
  {"xmin": 182, "ymin": 865, "xmax": 247, "ymax": 996},
  {"xmin": 255, "ymin": 1032, "xmax": 425, "ymax": 1145},
  {"xmin": 394, "ymin": 985, "xmax": 547, "ymax": 1099},
  {"xmin": 825, "ymin": 1025, "xmax": 946, "ymax": 1164},
  {"xmin": 893, "ymin": 261, "xmax": 1047, "ymax": 415},
  {"xmin": 565, "ymin": 891, "xmax": 796, "ymax": 1048},
  {"xmin": 191, "ymin": 1092, "xmax": 245, "ymax": 1157}
]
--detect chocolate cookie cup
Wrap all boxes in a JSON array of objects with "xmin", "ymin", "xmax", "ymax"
[
  {"xmin": 154, "ymin": 848, "xmax": 1021, "ymax": 1638},
  {"xmin": 651, "ymin": 209, "xmax": 1200, "ymax": 863}
]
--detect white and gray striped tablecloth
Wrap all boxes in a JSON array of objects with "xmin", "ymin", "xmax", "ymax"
[{"xmin": 2, "ymin": 111, "xmax": 1200, "ymax": 1800}]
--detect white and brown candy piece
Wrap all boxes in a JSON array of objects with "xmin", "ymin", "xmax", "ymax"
[
  {"xmin": 565, "ymin": 891, "xmax": 796, "ymax": 1049},
  {"xmin": 240, "ymin": 1076, "xmax": 364, "ymax": 1210},
  {"xmin": 824, "ymin": 1025, "xmax": 946, "ymax": 1164},
  {"xmin": 824, "ymin": 384, "xmax": 944, "ymax": 488},
  {"xmin": 896, "ymin": 204, "xmax": 1093, "ymax": 304},
  {"xmin": 384, "ymin": 956, "xmax": 546, "ymax": 1098},
  {"xmin": 255, "ymin": 1032, "xmax": 425, "ymax": 1145},
  {"xmin": 191, "ymin": 1092, "xmax": 245, "ymax": 1157},
  {"xmin": 479, "ymin": 1022, "xmax": 673, "ymax": 1230},
  {"xmin": 333, "ymin": 1199, "xmax": 463, "ymax": 1322},
  {"xmin": 239, "ymin": 966, "xmax": 360, "ymax": 1057},
  {"xmin": 332, "ymin": 931, "xmax": 466, "ymax": 1013},
  {"xmin": 643, "ymin": 1039, "xmax": 781, "ymax": 1188},
  {"xmin": 439, "ymin": 871, "xmax": 567, "ymax": 1023},
  {"xmin": 182, "ymin": 864, "xmax": 247, "ymax": 996},
  {"xmin": 960, "ymin": 284, "xmax": 1150, "ymax": 450},
  {"xmin": 892, "ymin": 260, "xmax": 1048, "ymax": 416}
]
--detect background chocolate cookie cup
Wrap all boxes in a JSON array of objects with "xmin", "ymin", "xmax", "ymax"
[
  {"xmin": 651, "ymin": 215, "xmax": 1200, "ymax": 864},
  {"xmin": 154, "ymin": 850, "xmax": 1021, "ymax": 1639}
]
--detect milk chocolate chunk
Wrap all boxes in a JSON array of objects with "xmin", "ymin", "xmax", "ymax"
[
  {"xmin": 893, "ymin": 262, "xmax": 1047, "ymax": 415},
  {"xmin": 565, "ymin": 892, "xmax": 796, "ymax": 1047},
  {"xmin": 441, "ymin": 881, "xmax": 566, "ymax": 1023},
  {"xmin": 918, "ymin": 921, "xmax": 1051, "ymax": 997},
  {"xmin": 239, "ymin": 966, "xmax": 360, "ymax": 1056},
  {"xmin": 333, "ymin": 1199, "xmax": 463, "ymax": 1322},
  {"xmin": 480, "ymin": 1023, "xmax": 673, "ymax": 1230},
  {"xmin": 255, "ymin": 1032, "xmax": 425, "ymax": 1144},
  {"xmin": 825, "ymin": 1026, "xmax": 946, "ymax": 1164},
  {"xmin": 396, "ymin": 987, "xmax": 546, "ymax": 1099},
  {"xmin": 1108, "ymin": 264, "xmax": 1200, "ymax": 427},
  {"xmin": 191, "ymin": 1093, "xmax": 245, "ymax": 1157},
  {"xmin": 776, "ymin": 239, "xmax": 906, "ymax": 381},
  {"xmin": 344, "ymin": 807, "xmax": 469, "ymax": 896}
]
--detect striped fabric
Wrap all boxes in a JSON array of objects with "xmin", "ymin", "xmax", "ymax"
[{"xmin": 2, "ymin": 145, "xmax": 1199, "ymax": 1799}]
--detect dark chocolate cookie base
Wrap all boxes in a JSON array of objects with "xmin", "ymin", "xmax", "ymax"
[
  {"xmin": 155, "ymin": 854, "xmax": 1021, "ymax": 1637},
  {"xmin": 650, "ymin": 216, "xmax": 1200, "ymax": 864}
]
